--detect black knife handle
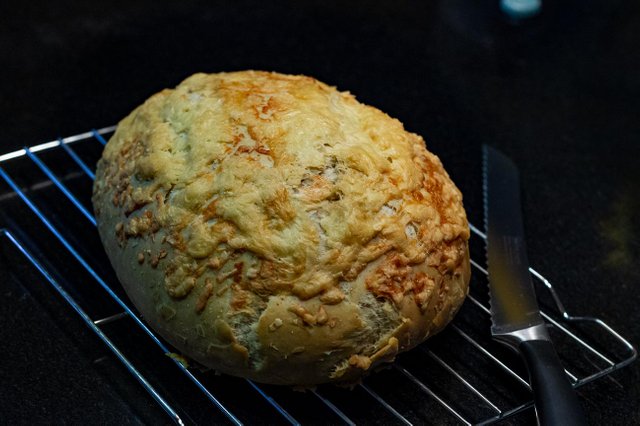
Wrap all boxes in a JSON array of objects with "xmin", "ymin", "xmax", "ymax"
[{"xmin": 519, "ymin": 340, "xmax": 587, "ymax": 426}]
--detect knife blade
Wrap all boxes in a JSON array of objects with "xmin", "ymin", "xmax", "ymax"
[{"xmin": 483, "ymin": 145, "xmax": 586, "ymax": 426}]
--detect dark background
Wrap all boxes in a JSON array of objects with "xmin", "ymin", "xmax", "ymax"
[{"xmin": 1, "ymin": 0, "xmax": 638, "ymax": 424}]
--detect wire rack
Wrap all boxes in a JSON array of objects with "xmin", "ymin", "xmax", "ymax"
[{"xmin": 0, "ymin": 126, "xmax": 636, "ymax": 425}]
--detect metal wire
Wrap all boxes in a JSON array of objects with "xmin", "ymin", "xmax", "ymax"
[
  {"xmin": 0, "ymin": 126, "xmax": 115, "ymax": 163},
  {"xmin": 0, "ymin": 127, "xmax": 636, "ymax": 425},
  {"xmin": 422, "ymin": 349, "xmax": 501, "ymax": 414},
  {"xmin": 310, "ymin": 390, "xmax": 357, "ymax": 426},
  {"xmin": 24, "ymin": 147, "xmax": 96, "ymax": 226},
  {"xmin": 93, "ymin": 311, "xmax": 128, "ymax": 326},
  {"xmin": 393, "ymin": 364, "xmax": 471, "ymax": 426},
  {"xmin": 58, "ymin": 139, "xmax": 96, "ymax": 179},
  {"xmin": 37, "ymin": 133, "xmax": 313, "ymax": 425},
  {"xmin": 1, "ymin": 229, "xmax": 185, "ymax": 426},
  {"xmin": 0, "ymin": 165, "xmax": 245, "ymax": 426},
  {"xmin": 359, "ymin": 383, "xmax": 413, "ymax": 426},
  {"xmin": 2, "ymin": 141, "xmax": 303, "ymax": 426}
]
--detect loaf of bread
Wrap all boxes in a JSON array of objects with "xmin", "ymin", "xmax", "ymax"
[{"xmin": 92, "ymin": 71, "xmax": 470, "ymax": 385}]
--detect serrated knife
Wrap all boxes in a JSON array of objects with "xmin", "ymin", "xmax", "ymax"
[{"xmin": 483, "ymin": 145, "xmax": 586, "ymax": 426}]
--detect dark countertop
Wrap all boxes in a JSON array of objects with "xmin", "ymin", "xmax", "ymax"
[{"xmin": 1, "ymin": 0, "xmax": 638, "ymax": 424}]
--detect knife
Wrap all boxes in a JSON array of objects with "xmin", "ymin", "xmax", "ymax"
[{"xmin": 483, "ymin": 145, "xmax": 586, "ymax": 426}]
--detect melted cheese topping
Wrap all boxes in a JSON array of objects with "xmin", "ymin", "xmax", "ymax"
[{"xmin": 95, "ymin": 70, "xmax": 468, "ymax": 311}]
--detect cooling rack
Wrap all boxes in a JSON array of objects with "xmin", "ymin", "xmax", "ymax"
[{"xmin": 0, "ymin": 127, "xmax": 636, "ymax": 425}]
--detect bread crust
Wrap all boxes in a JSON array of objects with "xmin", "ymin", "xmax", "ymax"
[{"xmin": 92, "ymin": 71, "xmax": 471, "ymax": 385}]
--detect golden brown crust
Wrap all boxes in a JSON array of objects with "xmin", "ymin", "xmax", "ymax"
[{"xmin": 92, "ymin": 71, "xmax": 470, "ymax": 385}]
